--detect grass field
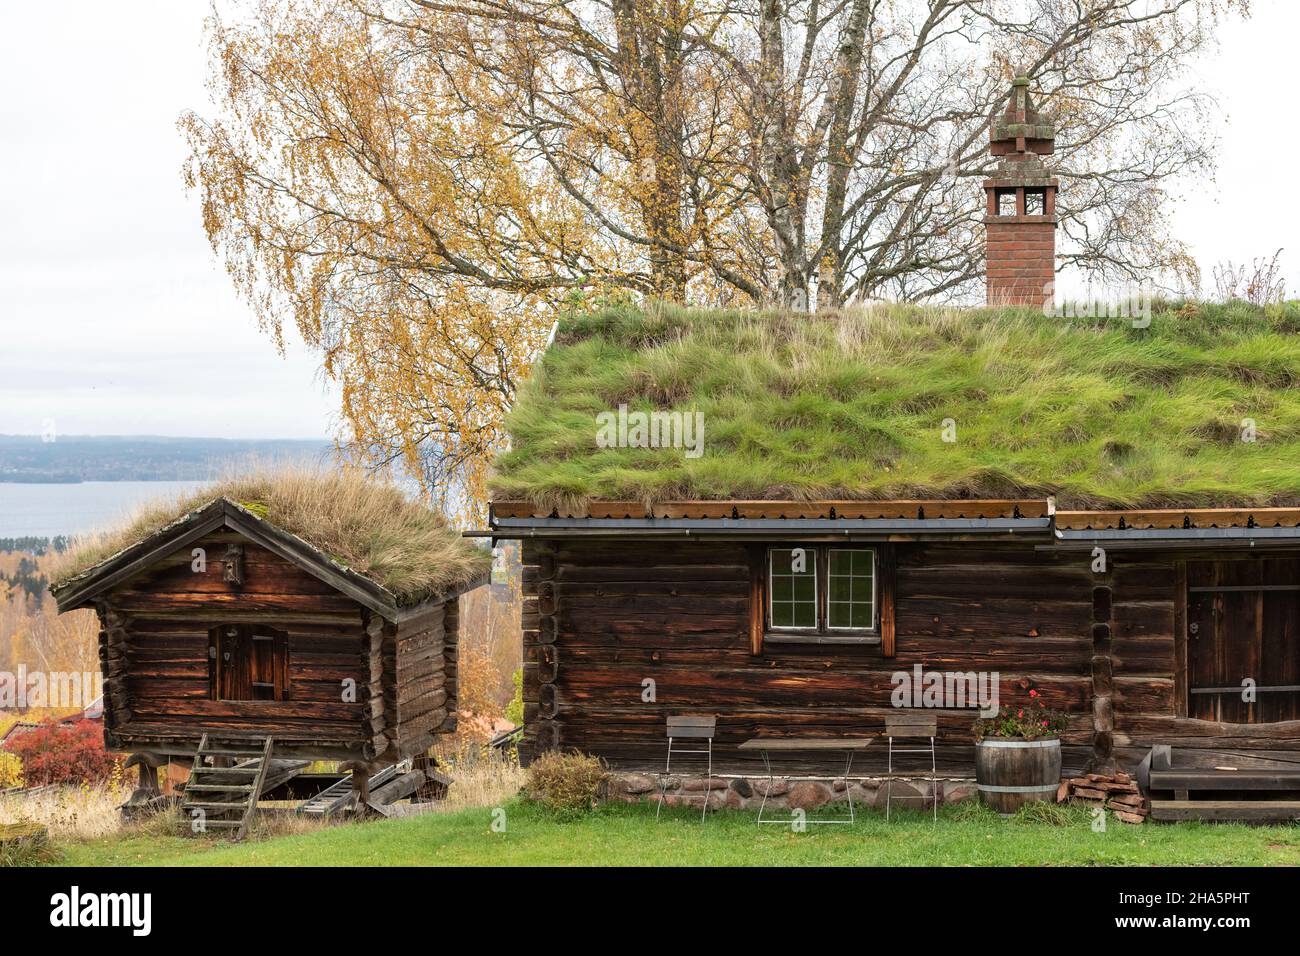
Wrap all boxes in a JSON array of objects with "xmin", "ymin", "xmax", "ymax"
[{"xmin": 53, "ymin": 800, "xmax": 1300, "ymax": 867}]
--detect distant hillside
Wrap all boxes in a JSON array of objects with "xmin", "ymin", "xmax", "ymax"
[{"xmin": 0, "ymin": 435, "xmax": 333, "ymax": 482}]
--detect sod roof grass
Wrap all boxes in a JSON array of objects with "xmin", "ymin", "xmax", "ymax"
[
  {"xmin": 52, "ymin": 468, "xmax": 490, "ymax": 606},
  {"xmin": 490, "ymin": 300, "xmax": 1300, "ymax": 512}
]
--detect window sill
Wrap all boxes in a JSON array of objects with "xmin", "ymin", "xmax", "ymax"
[{"xmin": 763, "ymin": 632, "xmax": 881, "ymax": 646}]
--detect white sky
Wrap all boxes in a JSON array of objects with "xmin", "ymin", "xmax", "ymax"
[{"xmin": 0, "ymin": 2, "xmax": 1295, "ymax": 440}]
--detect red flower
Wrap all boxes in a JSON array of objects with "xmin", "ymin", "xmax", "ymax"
[{"xmin": 1029, "ymin": 689, "xmax": 1039, "ymax": 698}]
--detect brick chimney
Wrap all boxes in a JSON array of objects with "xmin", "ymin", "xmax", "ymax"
[{"xmin": 984, "ymin": 77, "xmax": 1057, "ymax": 307}]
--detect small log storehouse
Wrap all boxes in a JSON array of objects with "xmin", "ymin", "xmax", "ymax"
[{"xmin": 51, "ymin": 480, "xmax": 489, "ymax": 780}]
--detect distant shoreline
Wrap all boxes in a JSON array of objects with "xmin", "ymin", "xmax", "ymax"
[
  {"xmin": 1, "ymin": 474, "xmax": 86, "ymax": 484},
  {"xmin": 0, "ymin": 435, "xmax": 333, "ymax": 484}
]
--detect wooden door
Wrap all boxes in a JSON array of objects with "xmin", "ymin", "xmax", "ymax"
[
  {"xmin": 210, "ymin": 624, "xmax": 289, "ymax": 701},
  {"xmin": 1186, "ymin": 559, "xmax": 1300, "ymax": 722}
]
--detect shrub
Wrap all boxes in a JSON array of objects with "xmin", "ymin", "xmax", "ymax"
[
  {"xmin": 0, "ymin": 751, "xmax": 22, "ymax": 789},
  {"xmin": 524, "ymin": 750, "xmax": 607, "ymax": 816},
  {"xmin": 6, "ymin": 719, "xmax": 118, "ymax": 786}
]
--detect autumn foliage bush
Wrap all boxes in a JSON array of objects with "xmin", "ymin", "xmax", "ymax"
[
  {"xmin": 0, "ymin": 751, "xmax": 21, "ymax": 789},
  {"xmin": 5, "ymin": 719, "xmax": 118, "ymax": 786}
]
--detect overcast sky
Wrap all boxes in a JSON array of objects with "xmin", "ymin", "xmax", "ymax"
[{"xmin": 1, "ymin": 2, "xmax": 1296, "ymax": 440}]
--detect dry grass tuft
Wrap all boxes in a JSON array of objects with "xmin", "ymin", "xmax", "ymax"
[
  {"xmin": 51, "ymin": 466, "xmax": 490, "ymax": 606},
  {"xmin": 0, "ymin": 782, "xmax": 133, "ymax": 841}
]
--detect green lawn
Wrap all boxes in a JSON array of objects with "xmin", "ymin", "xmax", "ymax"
[{"xmin": 55, "ymin": 800, "xmax": 1300, "ymax": 867}]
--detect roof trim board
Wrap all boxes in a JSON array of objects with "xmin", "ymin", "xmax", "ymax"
[
  {"xmin": 488, "ymin": 499, "xmax": 1300, "ymax": 545},
  {"xmin": 490, "ymin": 498, "xmax": 1050, "ymax": 521}
]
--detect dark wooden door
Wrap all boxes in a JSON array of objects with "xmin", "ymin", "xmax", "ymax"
[
  {"xmin": 210, "ymin": 624, "xmax": 288, "ymax": 701},
  {"xmin": 1187, "ymin": 559, "xmax": 1300, "ymax": 722}
]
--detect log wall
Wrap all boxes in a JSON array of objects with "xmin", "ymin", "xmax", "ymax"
[
  {"xmin": 522, "ymin": 540, "xmax": 1099, "ymax": 776},
  {"xmin": 522, "ymin": 539, "xmax": 1300, "ymax": 776},
  {"xmin": 100, "ymin": 530, "xmax": 371, "ymax": 759}
]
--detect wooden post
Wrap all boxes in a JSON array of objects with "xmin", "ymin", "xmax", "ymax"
[
  {"xmin": 1090, "ymin": 577, "xmax": 1116, "ymax": 774},
  {"xmin": 520, "ymin": 541, "xmax": 556, "ymax": 765},
  {"xmin": 346, "ymin": 761, "xmax": 372, "ymax": 809},
  {"xmin": 123, "ymin": 752, "xmax": 162, "ymax": 794},
  {"xmin": 95, "ymin": 602, "xmax": 133, "ymax": 745},
  {"xmin": 879, "ymin": 544, "xmax": 897, "ymax": 657},
  {"xmin": 748, "ymin": 545, "xmax": 765, "ymax": 655},
  {"xmin": 365, "ymin": 614, "xmax": 389, "ymax": 760},
  {"xmin": 1173, "ymin": 561, "xmax": 1188, "ymax": 718}
]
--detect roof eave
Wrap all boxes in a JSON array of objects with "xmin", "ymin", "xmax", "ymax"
[
  {"xmin": 52, "ymin": 498, "xmax": 406, "ymax": 619},
  {"xmin": 489, "ymin": 515, "xmax": 1052, "ymax": 539}
]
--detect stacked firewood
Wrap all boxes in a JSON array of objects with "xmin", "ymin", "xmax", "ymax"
[{"xmin": 1057, "ymin": 771, "xmax": 1149, "ymax": 824}]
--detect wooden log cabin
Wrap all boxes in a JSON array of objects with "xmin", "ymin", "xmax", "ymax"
[
  {"xmin": 486, "ymin": 82, "xmax": 1300, "ymax": 820},
  {"xmin": 487, "ymin": 500, "xmax": 1300, "ymax": 790},
  {"xmin": 51, "ymin": 481, "xmax": 489, "ymax": 798}
]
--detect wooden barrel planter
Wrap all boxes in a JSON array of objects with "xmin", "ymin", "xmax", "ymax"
[{"xmin": 975, "ymin": 737, "xmax": 1062, "ymax": 815}]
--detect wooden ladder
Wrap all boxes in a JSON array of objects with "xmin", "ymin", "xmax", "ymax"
[
  {"xmin": 180, "ymin": 734, "xmax": 274, "ymax": 841},
  {"xmin": 296, "ymin": 764, "xmax": 400, "ymax": 818}
]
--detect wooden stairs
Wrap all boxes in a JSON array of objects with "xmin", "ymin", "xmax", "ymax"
[
  {"xmin": 1143, "ymin": 747, "xmax": 1300, "ymax": 823},
  {"xmin": 180, "ymin": 735, "xmax": 307, "ymax": 840}
]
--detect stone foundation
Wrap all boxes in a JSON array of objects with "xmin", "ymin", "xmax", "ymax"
[{"xmin": 605, "ymin": 771, "xmax": 978, "ymax": 813}]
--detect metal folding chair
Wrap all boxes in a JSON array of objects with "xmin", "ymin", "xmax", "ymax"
[
  {"xmin": 656, "ymin": 715, "xmax": 716, "ymax": 821},
  {"xmin": 884, "ymin": 711, "xmax": 939, "ymax": 821}
]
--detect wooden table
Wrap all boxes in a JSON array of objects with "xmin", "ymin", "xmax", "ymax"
[{"xmin": 738, "ymin": 737, "xmax": 874, "ymax": 825}]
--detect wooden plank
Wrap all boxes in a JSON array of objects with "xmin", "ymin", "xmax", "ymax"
[
  {"xmin": 1149, "ymin": 769, "xmax": 1300, "ymax": 790},
  {"xmin": 492, "ymin": 499, "xmax": 1049, "ymax": 521},
  {"xmin": 738, "ymin": 737, "xmax": 873, "ymax": 751},
  {"xmin": 1056, "ymin": 508, "xmax": 1300, "ymax": 531},
  {"xmin": 1149, "ymin": 800, "xmax": 1300, "ymax": 822}
]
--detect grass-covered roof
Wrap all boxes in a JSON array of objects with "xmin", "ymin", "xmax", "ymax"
[
  {"xmin": 490, "ymin": 301, "xmax": 1300, "ymax": 512},
  {"xmin": 52, "ymin": 469, "xmax": 490, "ymax": 606}
]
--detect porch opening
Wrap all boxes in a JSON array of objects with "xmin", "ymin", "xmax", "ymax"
[{"xmin": 1185, "ymin": 558, "xmax": 1300, "ymax": 722}]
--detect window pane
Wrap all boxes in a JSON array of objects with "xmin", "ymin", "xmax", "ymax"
[
  {"xmin": 772, "ymin": 600, "xmax": 794, "ymax": 628},
  {"xmin": 769, "ymin": 548, "xmax": 817, "ymax": 629},
  {"xmin": 828, "ymin": 549, "xmax": 874, "ymax": 630},
  {"xmin": 851, "ymin": 601, "xmax": 873, "ymax": 629}
]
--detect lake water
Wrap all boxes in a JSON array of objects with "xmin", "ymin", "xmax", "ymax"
[{"xmin": 0, "ymin": 481, "xmax": 208, "ymax": 538}]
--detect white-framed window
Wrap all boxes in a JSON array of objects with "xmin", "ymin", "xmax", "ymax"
[
  {"xmin": 827, "ymin": 548, "xmax": 876, "ymax": 630},
  {"xmin": 767, "ymin": 547, "xmax": 819, "ymax": 630},
  {"xmin": 766, "ymin": 546, "xmax": 877, "ymax": 638}
]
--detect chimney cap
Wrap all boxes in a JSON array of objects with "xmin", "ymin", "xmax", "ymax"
[{"xmin": 991, "ymin": 76, "xmax": 1054, "ymax": 153}]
